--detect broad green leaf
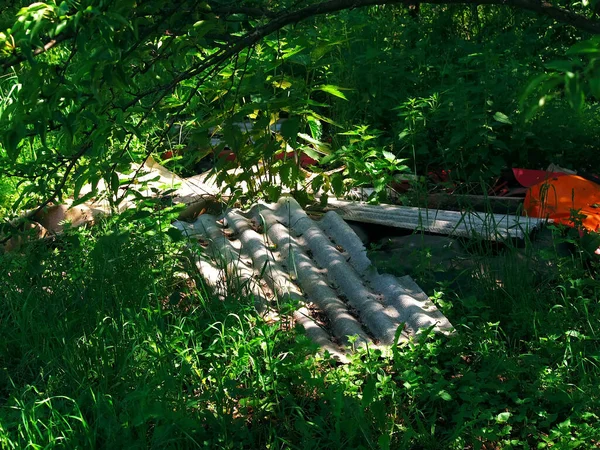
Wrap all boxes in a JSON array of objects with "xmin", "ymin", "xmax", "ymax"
[
  {"xmin": 55, "ymin": 19, "xmax": 68, "ymax": 35},
  {"xmin": 496, "ymin": 412, "xmax": 511, "ymax": 423},
  {"xmin": 5, "ymin": 124, "xmax": 25, "ymax": 161},
  {"xmin": 280, "ymin": 117, "xmax": 300, "ymax": 144},
  {"xmin": 545, "ymin": 60, "xmax": 576, "ymax": 72},
  {"xmin": 299, "ymin": 145, "xmax": 320, "ymax": 162},
  {"xmin": 589, "ymin": 76, "xmax": 600, "ymax": 99},
  {"xmin": 565, "ymin": 39, "xmax": 600, "ymax": 55},
  {"xmin": 73, "ymin": 169, "xmax": 87, "ymax": 200},
  {"xmin": 331, "ymin": 173, "xmax": 344, "ymax": 196},
  {"xmin": 71, "ymin": 190, "xmax": 97, "ymax": 207},
  {"xmin": 493, "ymin": 111, "xmax": 512, "ymax": 125},
  {"xmin": 307, "ymin": 117, "xmax": 322, "ymax": 141},
  {"xmin": 520, "ymin": 73, "xmax": 552, "ymax": 108},
  {"xmin": 192, "ymin": 20, "xmax": 216, "ymax": 37},
  {"xmin": 382, "ymin": 150, "xmax": 396, "ymax": 162},
  {"xmin": 166, "ymin": 226, "xmax": 185, "ymax": 242},
  {"xmin": 362, "ymin": 378, "xmax": 376, "ymax": 407},
  {"xmin": 111, "ymin": 171, "xmax": 120, "ymax": 195},
  {"xmin": 438, "ymin": 390, "xmax": 452, "ymax": 401},
  {"xmin": 565, "ymin": 74, "xmax": 584, "ymax": 110},
  {"xmin": 378, "ymin": 434, "xmax": 391, "ymax": 450},
  {"xmin": 298, "ymin": 133, "xmax": 330, "ymax": 154},
  {"xmin": 129, "ymin": 209, "xmax": 152, "ymax": 220},
  {"xmin": 57, "ymin": 1, "xmax": 69, "ymax": 16}
]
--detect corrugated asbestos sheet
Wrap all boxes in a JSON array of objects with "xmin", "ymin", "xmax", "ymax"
[
  {"xmin": 174, "ymin": 197, "xmax": 453, "ymax": 363},
  {"xmin": 323, "ymin": 199, "xmax": 548, "ymax": 241}
]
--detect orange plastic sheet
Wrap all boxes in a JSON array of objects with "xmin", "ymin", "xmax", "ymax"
[{"xmin": 524, "ymin": 175, "xmax": 600, "ymax": 231}]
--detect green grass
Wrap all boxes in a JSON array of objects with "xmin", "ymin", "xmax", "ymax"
[{"xmin": 1, "ymin": 214, "xmax": 599, "ymax": 449}]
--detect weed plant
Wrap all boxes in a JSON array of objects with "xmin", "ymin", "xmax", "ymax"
[{"xmin": 1, "ymin": 211, "xmax": 599, "ymax": 449}]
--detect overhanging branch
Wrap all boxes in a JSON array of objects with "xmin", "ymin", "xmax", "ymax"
[
  {"xmin": 254, "ymin": 0, "xmax": 600, "ymax": 35},
  {"xmin": 1, "ymin": 0, "xmax": 599, "ymax": 75}
]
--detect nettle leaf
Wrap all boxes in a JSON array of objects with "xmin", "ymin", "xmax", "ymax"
[
  {"xmin": 300, "ymin": 145, "xmax": 320, "ymax": 162},
  {"xmin": 265, "ymin": 185, "xmax": 281, "ymax": 202},
  {"xmin": 222, "ymin": 121, "xmax": 244, "ymax": 150},
  {"xmin": 271, "ymin": 77, "xmax": 293, "ymax": 89},
  {"xmin": 307, "ymin": 117, "xmax": 322, "ymax": 141},
  {"xmin": 438, "ymin": 390, "xmax": 452, "ymax": 401},
  {"xmin": 314, "ymin": 84, "xmax": 348, "ymax": 101},
  {"xmin": 274, "ymin": 159, "xmax": 288, "ymax": 182},
  {"xmin": 331, "ymin": 172, "xmax": 344, "ymax": 197},
  {"xmin": 311, "ymin": 174, "xmax": 324, "ymax": 193}
]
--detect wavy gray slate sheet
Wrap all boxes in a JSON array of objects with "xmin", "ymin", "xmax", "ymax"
[{"xmin": 174, "ymin": 197, "xmax": 454, "ymax": 362}]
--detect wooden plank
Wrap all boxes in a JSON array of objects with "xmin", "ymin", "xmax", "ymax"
[
  {"xmin": 319, "ymin": 199, "xmax": 548, "ymax": 241},
  {"xmin": 426, "ymin": 193, "xmax": 525, "ymax": 215}
]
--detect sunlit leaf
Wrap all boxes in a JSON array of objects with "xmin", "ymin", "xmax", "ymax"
[{"xmin": 314, "ymin": 84, "xmax": 348, "ymax": 101}]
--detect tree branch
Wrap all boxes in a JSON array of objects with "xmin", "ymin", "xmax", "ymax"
[{"xmin": 1, "ymin": 32, "xmax": 74, "ymax": 71}]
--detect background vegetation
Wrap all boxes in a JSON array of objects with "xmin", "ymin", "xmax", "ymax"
[{"xmin": 1, "ymin": 0, "xmax": 600, "ymax": 448}]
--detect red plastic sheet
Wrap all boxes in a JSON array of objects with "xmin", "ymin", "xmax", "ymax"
[
  {"xmin": 524, "ymin": 175, "xmax": 600, "ymax": 232},
  {"xmin": 512, "ymin": 168, "xmax": 567, "ymax": 188}
]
